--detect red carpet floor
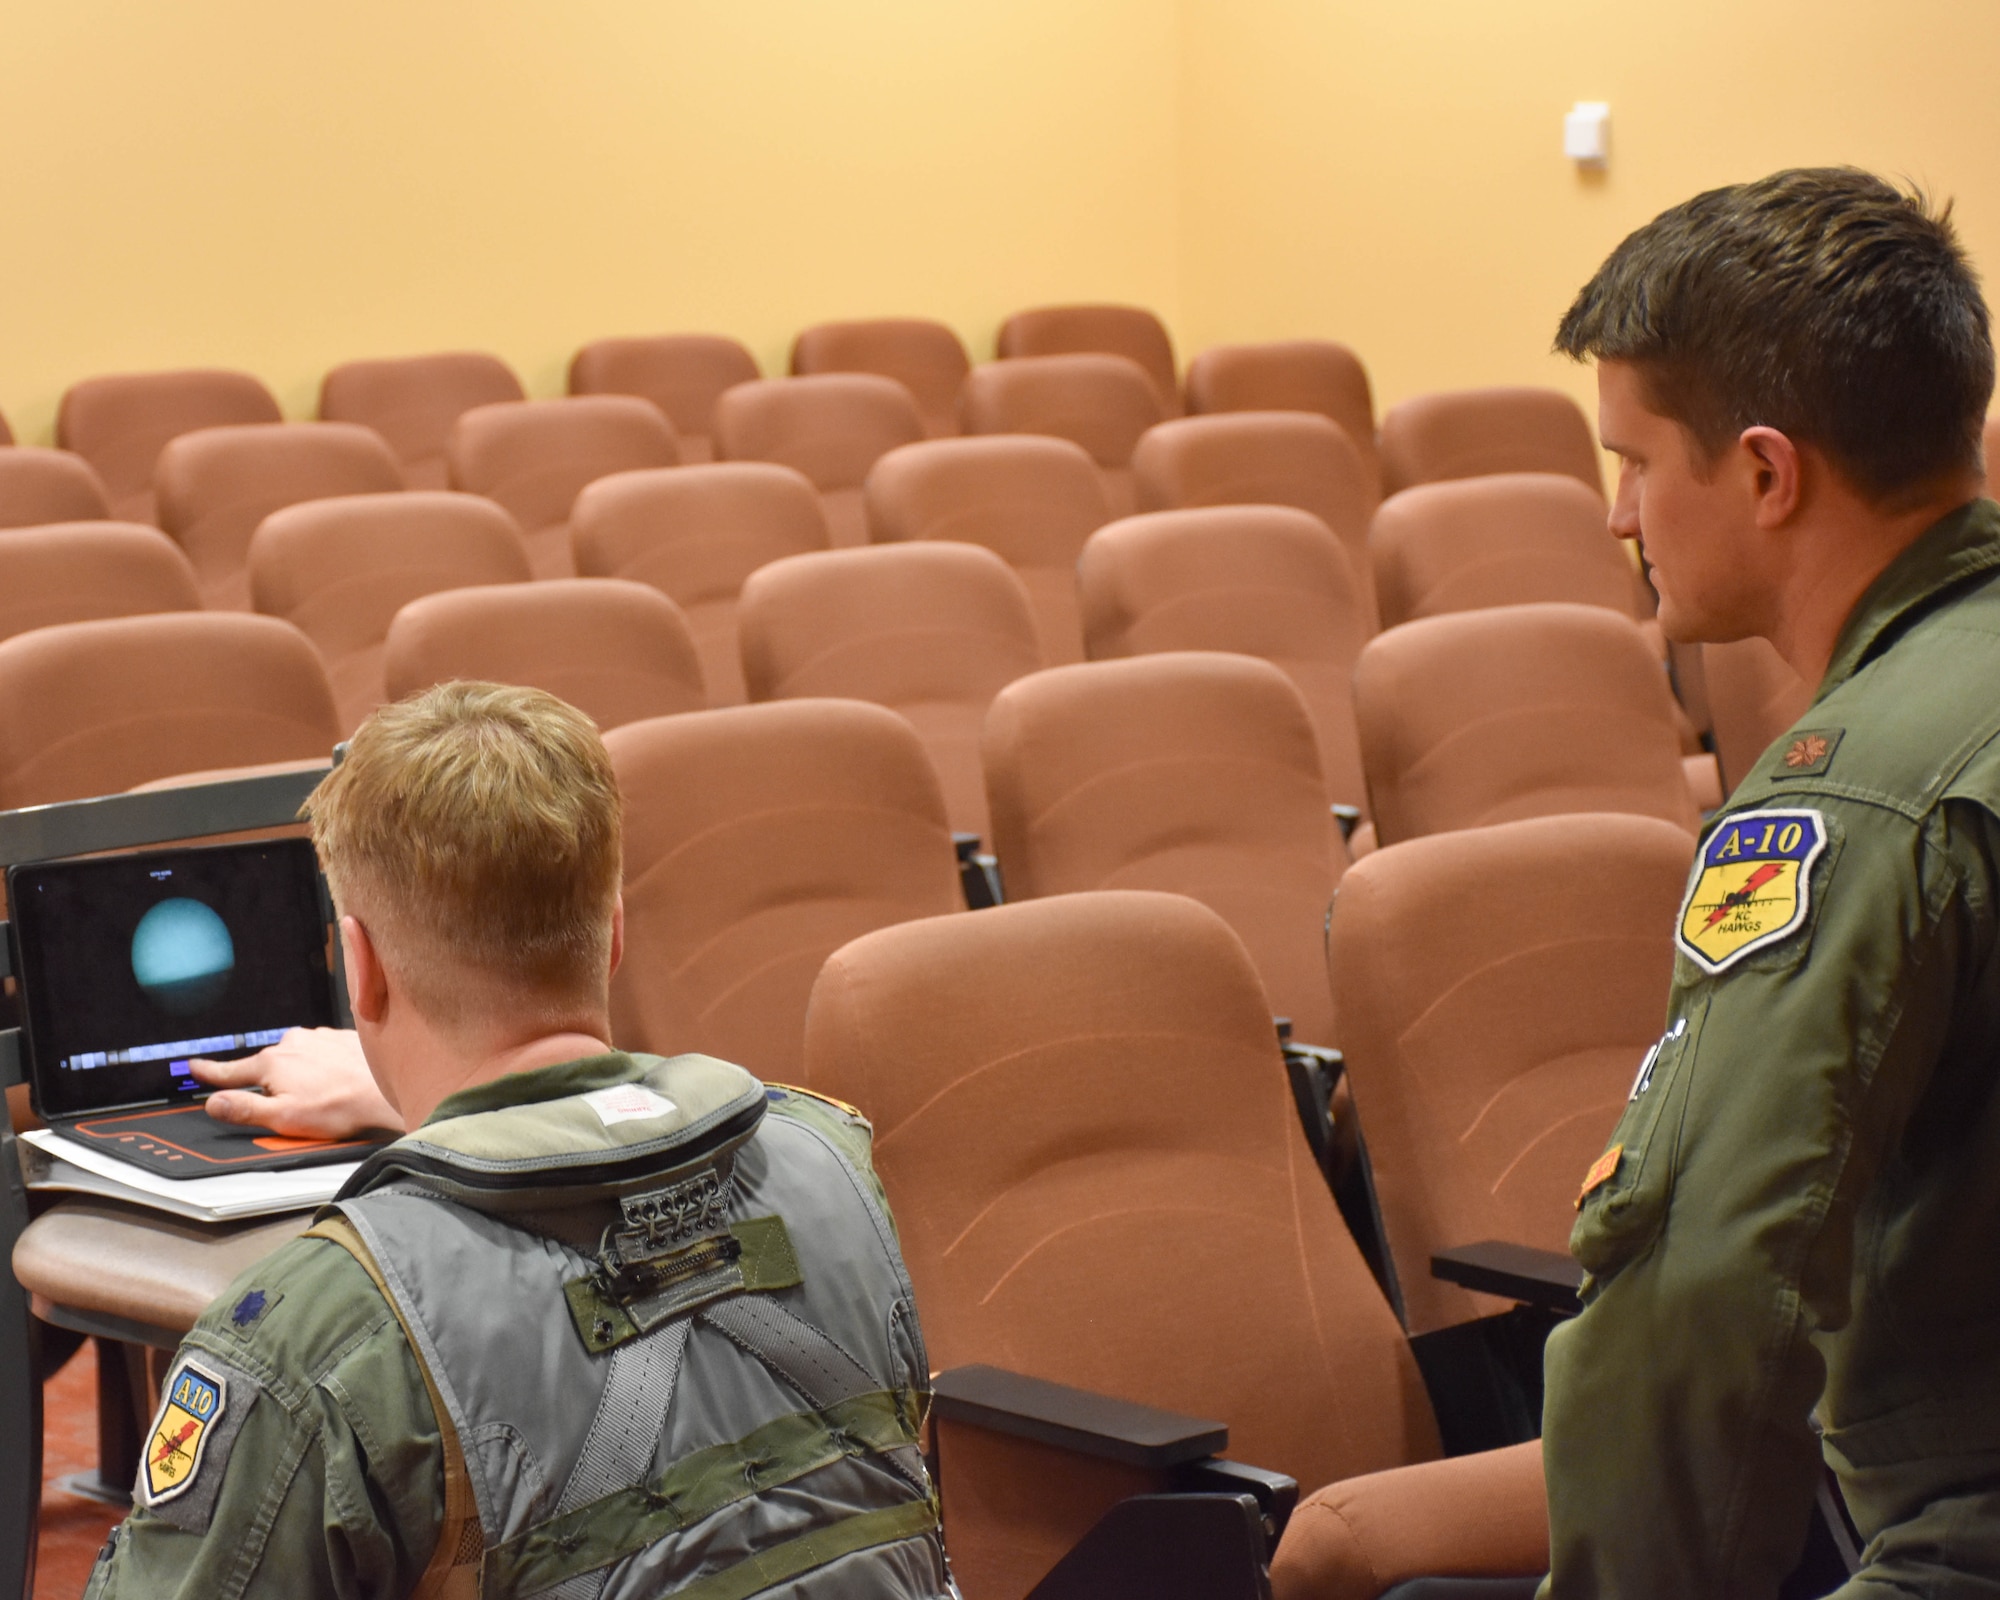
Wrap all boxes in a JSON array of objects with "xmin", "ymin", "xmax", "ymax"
[{"xmin": 36, "ymin": 1343, "xmax": 126, "ymax": 1600}]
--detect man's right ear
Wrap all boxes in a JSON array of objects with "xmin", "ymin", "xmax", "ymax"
[{"xmin": 340, "ymin": 915, "xmax": 391, "ymax": 1026}]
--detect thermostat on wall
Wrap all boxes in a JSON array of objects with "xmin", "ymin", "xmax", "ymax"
[{"xmin": 1565, "ymin": 102, "xmax": 1610, "ymax": 168}]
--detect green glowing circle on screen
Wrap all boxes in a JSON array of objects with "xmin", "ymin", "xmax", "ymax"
[{"xmin": 130, "ymin": 897, "xmax": 236, "ymax": 1016}]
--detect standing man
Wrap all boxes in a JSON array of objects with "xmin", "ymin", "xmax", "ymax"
[{"xmin": 1542, "ymin": 167, "xmax": 2000, "ymax": 1596}]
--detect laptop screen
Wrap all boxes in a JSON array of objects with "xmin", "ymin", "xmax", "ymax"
[{"xmin": 9, "ymin": 838, "xmax": 340, "ymax": 1121}]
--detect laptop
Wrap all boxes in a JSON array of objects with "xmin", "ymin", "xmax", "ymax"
[{"xmin": 7, "ymin": 838, "xmax": 392, "ymax": 1177}]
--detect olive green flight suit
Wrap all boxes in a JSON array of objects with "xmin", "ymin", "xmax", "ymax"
[{"xmin": 1543, "ymin": 498, "xmax": 2000, "ymax": 1597}]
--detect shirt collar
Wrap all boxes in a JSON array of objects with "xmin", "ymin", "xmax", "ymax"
[
  {"xmin": 1818, "ymin": 498, "xmax": 2000, "ymax": 698},
  {"xmin": 422, "ymin": 1050, "xmax": 644, "ymax": 1127}
]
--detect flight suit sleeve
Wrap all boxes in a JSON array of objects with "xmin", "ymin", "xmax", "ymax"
[
  {"xmin": 1540, "ymin": 799, "xmax": 1999, "ymax": 1597},
  {"xmin": 82, "ymin": 1238, "xmax": 445, "ymax": 1600}
]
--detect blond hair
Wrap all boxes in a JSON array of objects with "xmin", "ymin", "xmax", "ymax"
[{"xmin": 305, "ymin": 682, "xmax": 622, "ymax": 1024}]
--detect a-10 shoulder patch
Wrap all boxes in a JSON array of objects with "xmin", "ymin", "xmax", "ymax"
[
  {"xmin": 1676, "ymin": 807, "xmax": 1827, "ymax": 974},
  {"xmin": 138, "ymin": 1354, "xmax": 259, "ymax": 1531}
]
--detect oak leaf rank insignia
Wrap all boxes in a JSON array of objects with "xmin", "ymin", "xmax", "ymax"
[
  {"xmin": 1676, "ymin": 807, "xmax": 1827, "ymax": 974},
  {"xmin": 144, "ymin": 1360, "xmax": 227, "ymax": 1505}
]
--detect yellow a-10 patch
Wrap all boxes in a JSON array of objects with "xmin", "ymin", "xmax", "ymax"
[
  {"xmin": 1677, "ymin": 808, "xmax": 1827, "ymax": 974},
  {"xmin": 145, "ymin": 1360, "xmax": 226, "ymax": 1505}
]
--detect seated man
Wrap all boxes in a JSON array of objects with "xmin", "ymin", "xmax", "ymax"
[{"xmin": 89, "ymin": 681, "xmax": 950, "ymax": 1600}]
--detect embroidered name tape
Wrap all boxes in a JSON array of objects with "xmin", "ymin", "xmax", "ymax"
[
  {"xmin": 145, "ymin": 1360, "xmax": 227, "ymax": 1505},
  {"xmin": 583, "ymin": 1084, "xmax": 679, "ymax": 1127},
  {"xmin": 1676, "ymin": 807, "xmax": 1827, "ymax": 975}
]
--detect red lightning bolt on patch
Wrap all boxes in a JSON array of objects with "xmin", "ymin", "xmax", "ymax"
[
  {"xmin": 152, "ymin": 1419, "xmax": 198, "ymax": 1469},
  {"xmin": 1702, "ymin": 862, "xmax": 1784, "ymax": 930}
]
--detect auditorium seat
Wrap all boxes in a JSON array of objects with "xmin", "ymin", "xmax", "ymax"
[
  {"xmin": 0, "ymin": 447, "xmax": 114, "ymax": 528},
  {"xmin": 0, "ymin": 522, "xmax": 201, "ymax": 645},
  {"xmin": 738, "ymin": 542, "xmax": 1043, "ymax": 840},
  {"xmin": 571, "ymin": 463, "xmax": 828, "ymax": 707},
  {"xmin": 1378, "ymin": 386, "xmax": 1602, "ymax": 496},
  {"xmin": 1328, "ymin": 814, "xmax": 1691, "ymax": 1334},
  {"xmin": 0, "ymin": 613, "xmax": 338, "ymax": 808},
  {"xmin": 248, "ymin": 491, "xmax": 533, "ymax": 733},
  {"xmin": 384, "ymin": 578, "xmax": 704, "ymax": 733},
  {"xmin": 56, "ymin": 368, "xmax": 283, "ymax": 524},
  {"xmin": 1130, "ymin": 412, "xmax": 1379, "ymax": 613},
  {"xmin": 153, "ymin": 421, "xmax": 404, "ymax": 610},
  {"xmin": 318, "ymin": 351, "xmax": 525, "ymax": 490},
  {"xmin": 865, "ymin": 435, "xmax": 1110, "ymax": 665},
  {"xmin": 1185, "ymin": 341, "xmax": 1378, "ymax": 489},
  {"xmin": 791, "ymin": 318, "xmax": 971, "ymax": 439},
  {"xmin": 1703, "ymin": 635, "xmax": 1815, "ymax": 793},
  {"xmin": 960, "ymin": 354, "xmax": 1164, "ymax": 518},
  {"xmin": 603, "ymin": 698, "xmax": 962, "ymax": 1079},
  {"xmin": 568, "ymin": 333, "xmax": 760, "ymax": 463},
  {"xmin": 997, "ymin": 302, "xmax": 1181, "ymax": 414},
  {"xmin": 1352, "ymin": 602, "xmax": 1700, "ymax": 848},
  {"xmin": 801, "ymin": 889, "xmax": 1549, "ymax": 1600},
  {"xmin": 713, "ymin": 374, "xmax": 925, "ymax": 547},
  {"xmin": 1370, "ymin": 472, "xmax": 1644, "ymax": 629},
  {"xmin": 1077, "ymin": 506, "xmax": 1371, "ymax": 816},
  {"xmin": 447, "ymin": 396, "xmax": 680, "ymax": 578},
  {"xmin": 983, "ymin": 652, "xmax": 1343, "ymax": 1044}
]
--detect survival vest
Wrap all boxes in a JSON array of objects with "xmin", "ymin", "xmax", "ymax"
[{"xmin": 309, "ymin": 1053, "xmax": 951, "ymax": 1600}]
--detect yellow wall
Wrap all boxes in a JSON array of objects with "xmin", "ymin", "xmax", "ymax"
[{"xmin": 0, "ymin": 0, "xmax": 1182, "ymax": 440}]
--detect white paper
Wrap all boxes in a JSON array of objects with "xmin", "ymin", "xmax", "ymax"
[
  {"xmin": 21, "ymin": 1129, "xmax": 358, "ymax": 1220},
  {"xmin": 582, "ymin": 1084, "xmax": 678, "ymax": 1127}
]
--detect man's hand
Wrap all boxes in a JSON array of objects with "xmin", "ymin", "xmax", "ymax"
[{"xmin": 192, "ymin": 1028, "xmax": 404, "ymax": 1140}]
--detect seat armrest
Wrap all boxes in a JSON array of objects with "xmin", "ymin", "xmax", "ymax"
[
  {"xmin": 951, "ymin": 833, "xmax": 1003, "ymax": 909},
  {"xmin": 1430, "ymin": 1241, "xmax": 1581, "ymax": 1316},
  {"xmin": 932, "ymin": 1364, "xmax": 1227, "ymax": 1470},
  {"xmin": 1175, "ymin": 1457, "xmax": 1299, "ymax": 1545},
  {"xmin": 1329, "ymin": 804, "xmax": 1362, "ymax": 842}
]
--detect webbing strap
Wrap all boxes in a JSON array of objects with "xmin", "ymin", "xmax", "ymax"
[{"xmin": 658, "ymin": 1499, "xmax": 938, "ymax": 1600}]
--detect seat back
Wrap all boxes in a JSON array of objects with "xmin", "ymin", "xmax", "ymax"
[
  {"xmin": 1353, "ymin": 601, "xmax": 1700, "ymax": 846},
  {"xmin": 56, "ymin": 368, "xmax": 283, "ymax": 524},
  {"xmin": 605, "ymin": 698, "xmax": 961, "ymax": 1077},
  {"xmin": 1702, "ymin": 636, "xmax": 1815, "ymax": 793},
  {"xmin": 571, "ymin": 463, "xmax": 829, "ymax": 707},
  {"xmin": 984, "ymin": 652, "xmax": 1343, "ymax": 1044},
  {"xmin": 1329, "ymin": 814, "xmax": 1692, "ymax": 1333},
  {"xmin": 1185, "ymin": 340, "xmax": 1377, "ymax": 488},
  {"xmin": 1378, "ymin": 386, "xmax": 1602, "ymax": 497},
  {"xmin": 318, "ymin": 351, "xmax": 525, "ymax": 490},
  {"xmin": 249, "ymin": 491, "xmax": 533, "ymax": 733},
  {"xmin": 0, "ymin": 613, "xmax": 338, "ymax": 808},
  {"xmin": 996, "ymin": 303, "xmax": 1180, "ymax": 414},
  {"xmin": 1370, "ymin": 472, "xmax": 1638, "ymax": 628},
  {"xmin": 568, "ymin": 334, "xmax": 760, "ymax": 463},
  {"xmin": 791, "ymin": 318, "xmax": 971, "ymax": 439},
  {"xmin": 0, "ymin": 523, "xmax": 201, "ymax": 645},
  {"xmin": 1078, "ymin": 506, "xmax": 1372, "ymax": 814},
  {"xmin": 447, "ymin": 396, "xmax": 681, "ymax": 578},
  {"xmin": 0, "ymin": 448, "xmax": 113, "ymax": 528},
  {"xmin": 153, "ymin": 421, "xmax": 404, "ymax": 609},
  {"xmin": 960, "ymin": 354, "xmax": 1164, "ymax": 518},
  {"xmin": 713, "ymin": 374, "xmax": 925, "ymax": 548},
  {"xmin": 1131, "ymin": 412, "xmax": 1379, "ymax": 613},
  {"xmin": 802, "ymin": 892, "xmax": 1436, "ymax": 1550},
  {"xmin": 739, "ymin": 543, "xmax": 1042, "ymax": 839},
  {"xmin": 865, "ymin": 435, "xmax": 1109, "ymax": 666},
  {"xmin": 384, "ymin": 578, "xmax": 704, "ymax": 733}
]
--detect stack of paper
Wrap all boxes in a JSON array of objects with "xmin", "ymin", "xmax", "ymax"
[{"xmin": 21, "ymin": 1129, "xmax": 359, "ymax": 1223}]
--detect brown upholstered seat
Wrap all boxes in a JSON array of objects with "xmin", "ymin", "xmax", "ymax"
[
  {"xmin": 318, "ymin": 351, "xmax": 525, "ymax": 490},
  {"xmin": 802, "ymin": 889, "xmax": 1553, "ymax": 1600},
  {"xmin": 1130, "ymin": 411, "xmax": 1380, "ymax": 612},
  {"xmin": 0, "ymin": 523, "xmax": 201, "ymax": 646},
  {"xmin": 996, "ymin": 302, "xmax": 1180, "ymax": 414},
  {"xmin": 1184, "ymin": 340, "xmax": 1378, "ymax": 486},
  {"xmin": 1077, "ymin": 506, "xmax": 1372, "ymax": 816},
  {"xmin": 738, "ymin": 543, "xmax": 1043, "ymax": 840},
  {"xmin": 713, "ymin": 374, "xmax": 925, "ymax": 548},
  {"xmin": 1985, "ymin": 415, "xmax": 2000, "ymax": 485},
  {"xmin": 249, "ymin": 491, "xmax": 533, "ymax": 733},
  {"xmin": 1328, "ymin": 813, "xmax": 1691, "ymax": 1334},
  {"xmin": 1378, "ymin": 386, "xmax": 1602, "ymax": 496},
  {"xmin": 1370, "ymin": 472, "xmax": 1641, "ymax": 629},
  {"xmin": 865, "ymin": 435, "xmax": 1110, "ymax": 666},
  {"xmin": 0, "ymin": 613, "xmax": 338, "ymax": 808},
  {"xmin": 56, "ymin": 368, "xmax": 283, "ymax": 525},
  {"xmin": 153, "ymin": 421, "xmax": 404, "ymax": 611},
  {"xmin": 983, "ymin": 652, "xmax": 1343, "ymax": 1044},
  {"xmin": 447, "ymin": 396, "xmax": 680, "ymax": 579},
  {"xmin": 570, "ymin": 463, "xmax": 830, "ymax": 707},
  {"xmin": 568, "ymin": 334, "xmax": 760, "ymax": 464},
  {"xmin": 791, "ymin": 318, "xmax": 971, "ymax": 439},
  {"xmin": 1352, "ymin": 601, "xmax": 1701, "ymax": 847},
  {"xmin": 0, "ymin": 447, "xmax": 114, "ymax": 528},
  {"xmin": 384, "ymin": 578, "xmax": 704, "ymax": 733},
  {"xmin": 1702, "ymin": 635, "xmax": 1815, "ymax": 793},
  {"xmin": 959, "ymin": 354, "xmax": 1164, "ymax": 518},
  {"xmin": 603, "ymin": 698, "xmax": 961, "ymax": 1078}
]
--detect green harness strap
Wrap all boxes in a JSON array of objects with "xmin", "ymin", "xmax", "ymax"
[{"xmin": 663, "ymin": 1501, "xmax": 940, "ymax": 1600}]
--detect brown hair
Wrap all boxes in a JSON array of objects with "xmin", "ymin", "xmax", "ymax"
[
  {"xmin": 304, "ymin": 681, "xmax": 622, "ymax": 1023},
  {"xmin": 1555, "ymin": 167, "xmax": 1993, "ymax": 501}
]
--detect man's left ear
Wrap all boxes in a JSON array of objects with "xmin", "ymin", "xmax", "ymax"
[
  {"xmin": 1739, "ymin": 425, "xmax": 1804, "ymax": 527},
  {"xmin": 607, "ymin": 895, "xmax": 625, "ymax": 980}
]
